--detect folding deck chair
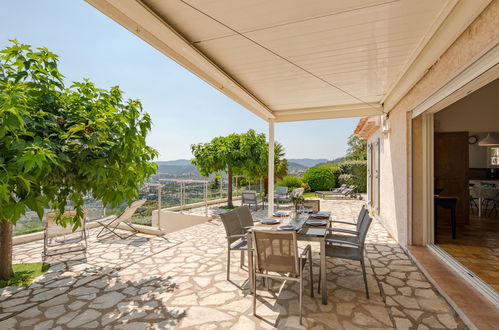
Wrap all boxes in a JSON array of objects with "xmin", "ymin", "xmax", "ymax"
[
  {"xmin": 96, "ymin": 199, "xmax": 146, "ymax": 239},
  {"xmin": 44, "ymin": 209, "xmax": 88, "ymax": 257}
]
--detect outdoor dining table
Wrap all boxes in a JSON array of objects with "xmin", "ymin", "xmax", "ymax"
[{"xmin": 247, "ymin": 211, "xmax": 331, "ymax": 305}]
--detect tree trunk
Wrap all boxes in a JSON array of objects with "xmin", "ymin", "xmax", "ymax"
[
  {"xmin": 227, "ymin": 167, "xmax": 233, "ymax": 208},
  {"xmin": 0, "ymin": 220, "xmax": 14, "ymax": 281}
]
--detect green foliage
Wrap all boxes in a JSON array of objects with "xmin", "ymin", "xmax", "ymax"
[
  {"xmin": 0, "ymin": 263, "xmax": 50, "ymax": 287},
  {"xmin": 301, "ymin": 182, "xmax": 311, "ymax": 193},
  {"xmin": 276, "ymin": 176, "xmax": 303, "ymax": 191},
  {"xmin": 338, "ymin": 160, "xmax": 367, "ymax": 192},
  {"xmin": 0, "ymin": 40, "xmax": 158, "ymax": 229},
  {"xmin": 191, "ymin": 129, "xmax": 267, "ymax": 177},
  {"xmin": 210, "ymin": 173, "xmax": 222, "ymax": 190},
  {"xmin": 318, "ymin": 163, "xmax": 341, "ymax": 188},
  {"xmin": 241, "ymin": 141, "xmax": 288, "ymax": 185},
  {"xmin": 302, "ymin": 167, "xmax": 335, "ymax": 191},
  {"xmin": 345, "ymin": 134, "xmax": 367, "ymax": 161}
]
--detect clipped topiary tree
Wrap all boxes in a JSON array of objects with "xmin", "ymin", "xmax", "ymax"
[
  {"xmin": 302, "ymin": 167, "xmax": 335, "ymax": 192},
  {"xmin": 191, "ymin": 129, "xmax": 268, "ymax": 207},
  {"xmin": 0, "ymin": 41, "xmax": 158, "ymax": 280}
]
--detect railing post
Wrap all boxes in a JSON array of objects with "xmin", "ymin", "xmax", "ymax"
[
  {"xmin": 204, "ymin": 181, "xmax": 208, "ymax": 216},
  {"xmin": 220, "ymin": 177, "xmax": 223, "ymax": 199},
  {"xmin": 180, "ymin": 181, "xmax": 184, "ymax": 212},
  {"xmin": 157, "ymin": 184, "xmax": 162, "ymax": 229}
]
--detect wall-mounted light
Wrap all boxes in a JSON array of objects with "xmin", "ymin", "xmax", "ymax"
[{"xmin": 478, "ymin": 133, "xmax": 499, "ymax": 146}]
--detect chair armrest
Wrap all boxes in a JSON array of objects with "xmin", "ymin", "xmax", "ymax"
[
  {"xmin": 327, "ymin": 228, "xmax": 359, "ymax": 235},
  {"xmin": 226, "ymin": 234, "xmax": 246, "ymax": 239},
  {"xmin": 332, "ymin": 220, "xmax": 357, "ymax": 226},
  {"xmin": 325, "ymin": 238, "xmax": 362, "ymax": 247},
  {"xmin": 300, "ymin": 244, "xmax": 312, "ymax": 257}
]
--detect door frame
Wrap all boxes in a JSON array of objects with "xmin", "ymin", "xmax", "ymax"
[{"xmin": 410, "ymin": 42, "xmax": 499, "ymax": 306}]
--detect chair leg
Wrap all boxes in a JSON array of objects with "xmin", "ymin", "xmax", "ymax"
[
  {"xmin": 317, "ymin": 265, "xmax": 321, "ymax": 294},
  {"xmin": 240, "ymin": 250, "xmax": 244, "ymax": 269},
  {"xmin": 227, "ymin": 245, "xmax": 231, "ymax": 281},
  {"xmin": 299, "ymin": 270, "xmax": 304, "ymax": 325},
  {"xmin": 308, "ymin": 252, "xmax": 314, "ymax": 297},
  {"xmin": 253, "ymin": 272, "xmax": 257, "ymax": 316},
  {"xmin": 360, "ymin": 257, "xmax": 369, "ymax": 299}
]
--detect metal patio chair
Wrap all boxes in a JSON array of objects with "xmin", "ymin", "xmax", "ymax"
[
  {"xmin": 96, "ymin": 199, "xmax": 146, "ymax": 239},
  {"xmin": 236, "ymin": 205, "xmax": 256, "ymax": 232},
  {"xmin": 44, "ymin": 209, "xmax": 88, "ymax": 257},
  {"xmin": 241, "ymin": 190, "xmax": 265, "ymax": 210},
  {"xmin": 251, "ymin": 230, "xmax": 313, "ymax": 325},
  {"xmin": 275, "ymin": 186, "xmax": 290, "ymax": 203},
  {"xmin": 328, "ymin": 205, "xmax": 368, "ymax": 232},
  {"xmin": 319, "ymin": 212, "xmax": 373, "ymax": 299},
  {"xmin": 220, "ymin": 209, "xmax": 249, "ymax": 281}
]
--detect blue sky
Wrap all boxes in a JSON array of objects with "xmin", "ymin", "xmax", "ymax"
[{"xmin": 1, "ymin": 0, "xmax": 359, "ymax": 161}]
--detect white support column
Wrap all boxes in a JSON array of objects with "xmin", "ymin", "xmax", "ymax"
[{"xmin": 268, "ymin": 120, "xmax": 275, "ymax": 217}]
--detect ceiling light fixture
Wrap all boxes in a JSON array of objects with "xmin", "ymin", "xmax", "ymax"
[{"xmin": 478, "ymin": 133, "xmax": 499, "ymax": 146}]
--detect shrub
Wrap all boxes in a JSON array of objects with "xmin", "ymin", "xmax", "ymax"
[
  {"xmin": 301, "ymin": 182, "xmax": 311, "ymax": 193},
  {"xmin": 277, "ymin": 176, "xmax": 303, "ymax": 191},
  {"xmin": 338, "ymin": 160, "xmax": 367, "ymax": 192},
  {"xmin": 302, "ymin": 167, "xmax": 335, "ymax": 191},
  {"xmin": 319, "ymin": 163, "xmax": 341, "ymax": 188}
]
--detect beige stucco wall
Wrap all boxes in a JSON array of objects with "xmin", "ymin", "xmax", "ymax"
[
  {"xmin": 372, "ymin": 0, "xmax": 498, "ymax": 247},
  {"xmin": 367, "ymin": 107, "xmax": 410, "ymax": 246}
]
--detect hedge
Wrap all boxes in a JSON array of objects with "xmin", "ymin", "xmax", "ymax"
[{"xmin": 276, "ymin": 176, "xmax": 303, "ymax": 191}]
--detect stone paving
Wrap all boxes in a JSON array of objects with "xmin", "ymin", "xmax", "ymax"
[{"xmin": 0, "ymin": 198, "xmax": 467, "ymax": 329}]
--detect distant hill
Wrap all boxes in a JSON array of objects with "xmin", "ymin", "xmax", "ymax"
[
  {"xmin": 155, "ymin": 160, "xmax": 199, "ymax": 178},
  {"xmin": 157, "ymin": 159, "xmax": 192, "ymax": 166},
  {"xmin": 287, "ymin": 161, "xmax": 308, "ymax": 174},
  {"xmin": 315, "ymin": 157, "xmax": 345, "ymax": 166},
  {"xmin": 287, "ymin": 158, "xmax": 329, "ymax": 168},
  {"xmin": 154, "ymin": 157, "xmax": 343, "ymax": 179}
]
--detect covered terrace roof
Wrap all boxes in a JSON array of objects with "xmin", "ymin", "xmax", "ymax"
[{"xmin": 85, "ymin": 0, "xmax": 491, "ymax": 122}]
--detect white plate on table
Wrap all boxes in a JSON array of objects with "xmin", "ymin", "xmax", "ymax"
[
  {"xmin": 310, "ymin": 212, "xmax": 329, "ymax": 219},
  {"xmin": 273, "ymin": 211, "xmax": 289, "ymax": 217},
  {"xmin": 277, "ymin": 225, "xmax": 297, "ymax": 231},
  {"xmin": 260, "ymin": 218, "xmax": 279, "ymax": 225},
  {"xmin": 307, "ymin": 220, "xmax": 328, "ymax": 226}
]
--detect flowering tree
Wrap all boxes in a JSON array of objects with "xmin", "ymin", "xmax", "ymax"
[{"xmin": 0, "ymin": 41, "xmax": 158, "ymax": 280}]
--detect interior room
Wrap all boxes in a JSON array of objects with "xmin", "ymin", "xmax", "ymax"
[{"xmin": 433, "ymin": 78, "xmax": 499, "ymax": 292}]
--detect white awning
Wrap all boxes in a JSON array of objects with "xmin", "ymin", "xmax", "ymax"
[{"xmin": 86, "ymin": 0, "xmax": 491, "ymax": 122}]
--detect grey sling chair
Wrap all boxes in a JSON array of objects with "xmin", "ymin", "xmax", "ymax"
[
  {"xmin": 96, "ymin": 199, "xmax": 146, "ymax": 239},
  {"xmin": 241, "ymin": 190, "xmax": 265, "ymax": 210},
  {"xmin": 236, "ymin": 205, "xmax": 256, "ymax": 232},
  {"xmin": 328, "ymin": 205, "xmax": 367, "ymax": 231},
  {"xmin": 220, "ymin": 209, "xmax": 249, "ymax": 281},
  {"xmin": 251, "ymin": 230, "xmax": 313, "ymax": 325},
  {"xmin": 319, "ymin": 211, "xmax": 373, "ymax": 298},
  {"xmin": 44, "ymin": 209, "xmax": 88, "ymax": 257},
  {"xmin": 275, "ymin": 186, "xmax": 290, "ymax": 205}
]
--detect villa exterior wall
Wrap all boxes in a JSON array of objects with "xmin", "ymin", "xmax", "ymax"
[
  {"xmin": 378, "ymin": 107, "xmax": 409, "ymax": 246},
  {"xmin": 367, "ymin": 0, "xmax": 498, "ymax": 247}
]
